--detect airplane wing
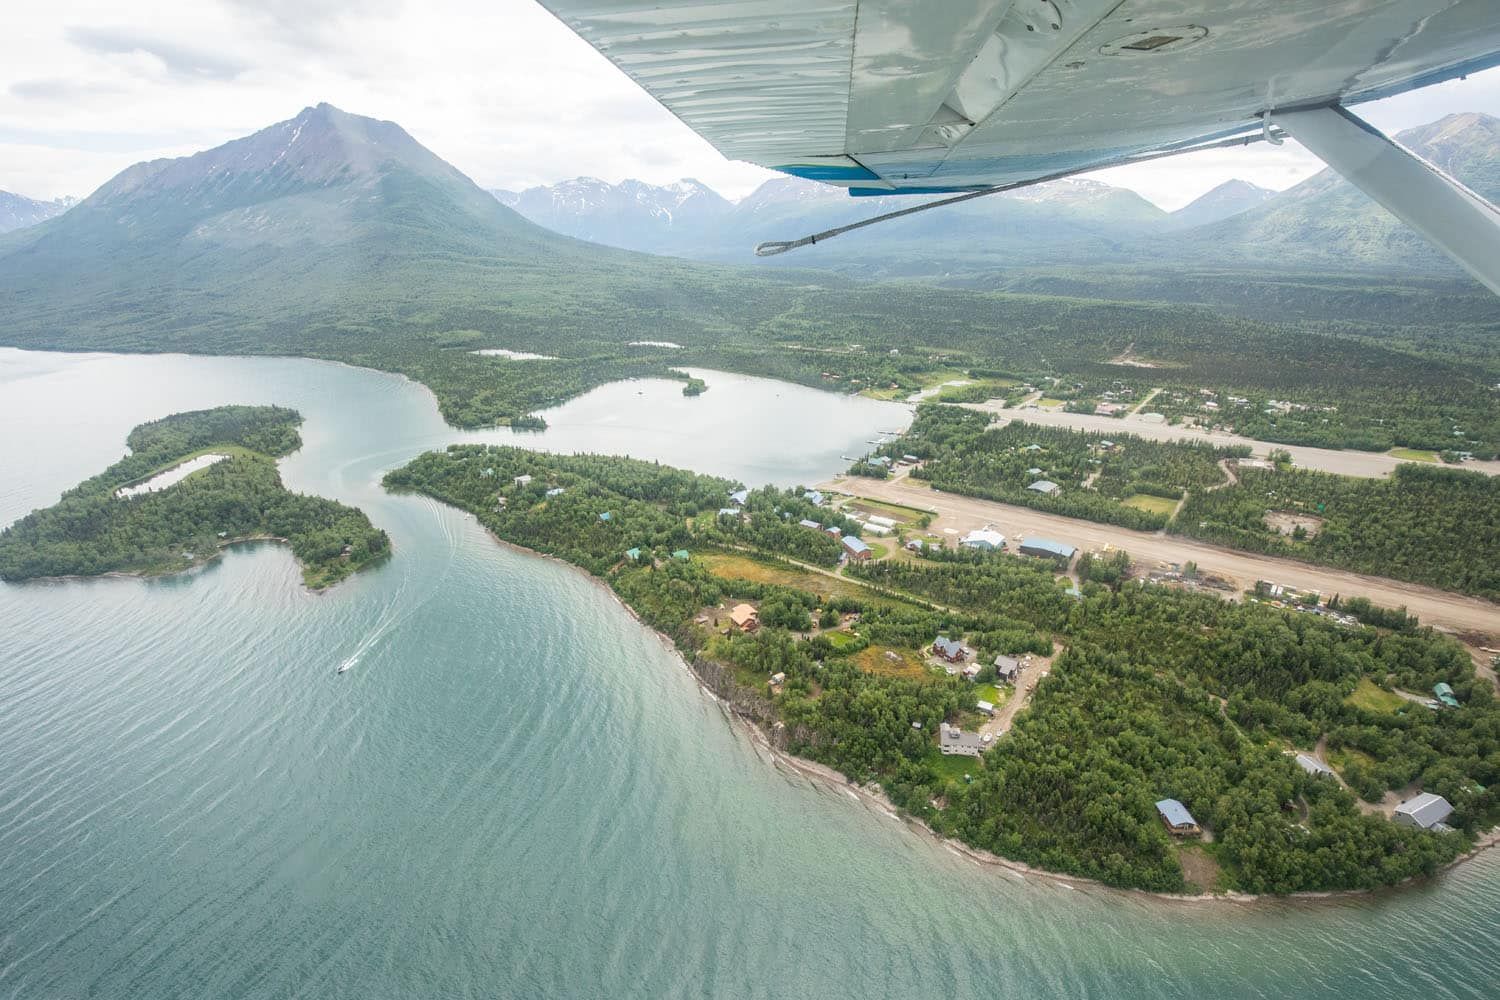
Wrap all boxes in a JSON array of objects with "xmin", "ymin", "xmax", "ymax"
[{"xmin": 535, "ymin": 0, "xmax": 1500, "ymax": 194}]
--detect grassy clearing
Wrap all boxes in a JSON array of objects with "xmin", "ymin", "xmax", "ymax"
[
  {"xmin": 974, "ymin": 683, "xmax": 1009, "ymax": 707},
  {"xmin": 822, "ymin": 629, "xmax": 861, "ymax": 650},
  {"xmin": 847, "ymin": 497, "xmax": 932, "ymax": 524},
  {"xmin": 699, "ymin": 552, "xmax": 915, "ymax": 608},
  {"xmin": 1327, "ymin": 746, "xmax": 1378, "ymax": 775},
  {"xmin": 1122, "ymin": 493, "xmax": 1179, "ymax": 515},
  {"xmin": 853, "ymin": 644, "xmax": 932, "ymax": 680},
  {"xmin": 1036, "ymin": 397, "xmax": 1066, "ymax": 408},
  {"xmin": 1346, "ymin": 677, "xmax": 1409, "ymax": 714},
  {"xmin": 922, "ymin": 748, "xmax": 981, "ymax": 784},
  {"xmin": 934, "ymin": 378, "xmax": 1018, "ymax": 402},
  {"xmin": 1389, "ymin": 448, "xmax": 1439, "ymax": 463}
]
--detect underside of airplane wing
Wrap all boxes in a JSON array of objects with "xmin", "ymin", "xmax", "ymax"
[
  {"xmin": 537, "ymin": 1, "xmax": 1499, "ymax": 192},
  {"xmin": 537, "ymin": 0, "xmax": 1500, "ymax": 292}
]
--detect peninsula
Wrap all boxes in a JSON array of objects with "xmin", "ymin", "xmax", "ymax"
[
  {"xmin": 386, "ymin": 444, "xmax": 1498, "ymax": 896},
  {"xmin": 0, "ymin": 406, "xmax": 388, "ymax": 590}
]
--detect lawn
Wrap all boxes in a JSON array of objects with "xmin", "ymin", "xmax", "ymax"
[
  {"xmin": 922, "ymin": 748, "xmax": 982, "ymax": 784},
  {"xmin": 974, "ymin": 683, "xmax": 1009, "ymax": 707},
  {"xmin": 933, "ymin": 378, "xmax": 1018, "ymax": 403},
  {"xmin": 1346, "ymin": 677, "xmax": 1409, "ymax": 714},
  {"xmin": 822, "ymin": 629, "xmax": 861, "ymax": 650},
  {"xmin": 1122, "ymin": 493, "xmax": 1180, "ymax": 516},
  {"xmin": 1389, "ymin": 448, "xmax": 1439, "ymax": 463}
]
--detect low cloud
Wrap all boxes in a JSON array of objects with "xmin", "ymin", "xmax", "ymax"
[
  {"xmin": 9, "ymin": 78, "xmax": 124, "ymax": 101},
  {"xmin": 65, "ymin": 25, "xmax": 249, "ymax": 81}
]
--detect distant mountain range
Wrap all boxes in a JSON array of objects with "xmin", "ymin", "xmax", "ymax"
[
  {"xmin": 0, "ymin": 191, "xmax": 75, "ymax": 234},
  {"xmin": 490, "ymin": 113, "xmax": 1500, "ymax": 280}
]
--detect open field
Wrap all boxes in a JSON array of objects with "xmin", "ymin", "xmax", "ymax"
[
  {"xmin": 817, "ymin": 473, "xmax": 1500, "ymax": 638},
  {"xmin": 698, "ymin": 552, "xmax": 915, "ymax": 608},
  {"xmin": 1388, "ymin": 448, "xmax": 1439, "ymax": 463},
  {"xmin": 852, "ymin": 645, "xmax": 931, "ymax": 680},
  {"xmin": 1122, "ymin": 494, "xmax": 1178, "ymax": 516},
  {"xmin": 1346, "ymin": 678, "xmax": 1410, "ymax": 714}
]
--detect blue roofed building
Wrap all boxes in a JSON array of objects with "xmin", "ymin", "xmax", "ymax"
[
  {"xmin": 1018, "ymin": 538, "xmax": 1077, "ymax": 563},
  {"xmin": 1155, "ymin": 798, "xmax": 1201, "ymax": 835},
  {"xmin": 728, "ymin": 488, "xmax": 750, "ymax": 507},
  {"xmin": 842, "ymin": 535, "xmax": 872, "ymax": 561},
  {"xmin": 803, "ymin": 490, "xmax": 824, "ymax": 506}
]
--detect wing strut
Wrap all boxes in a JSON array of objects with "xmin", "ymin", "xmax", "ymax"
[
  {"xmin": 1276, "ymin": 106, "xmax": 1500, "ymax": 296},
  {"xmin": 754, "ymin": 130, "xmax": 1285, "ymax": 257}
]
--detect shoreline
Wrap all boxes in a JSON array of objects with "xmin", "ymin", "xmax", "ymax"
[
  {"xmin": 469, "ymin": 514, "xmax": 1500, "ymax": 907},
  {"xmin": 2, "ymin": 532, "xmax": 383, "ymax": 593}
]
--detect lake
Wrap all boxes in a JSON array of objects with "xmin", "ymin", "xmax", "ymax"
[{"xmin": 1, "ymin": 348, "xmax": 1497, "ymax": 999}]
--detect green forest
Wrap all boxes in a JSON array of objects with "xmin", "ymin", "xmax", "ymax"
[
  {"xmin": 0, "ymin": 406, "xmax": 389, "ymax": 589},
  {"xmin": 871, "ymin": 405, "xmax": 1245, "ymax": 529},
  {"xmin": 386, "ymin": 444, "xmax": 1498, "ymax": 895},
  {"xmin": 1174, "ymin": 463, "xmax": 1500, "ymax": 599}
]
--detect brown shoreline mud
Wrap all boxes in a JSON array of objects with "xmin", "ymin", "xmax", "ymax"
[{"xmin": 475, "ymin": 519, "xmax": 1500, "ymax": 908}]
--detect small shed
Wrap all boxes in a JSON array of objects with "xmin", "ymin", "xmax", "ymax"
[
  {"xmin": 1155, "ymin": 798, "xmax": 1201, "ymax": 836},
  {"xmin": 1294, "ymin": 753, "xmax": 1336, "ymax": 779},
  {"xmin": 976, "ymin": 700, "xmax": 995, "ymax": 716},
  {"xmin": 624, "ymin": 547, "xmax": 642, "ymax": 561},
  {"xmin": 1434, "ymin": 682, "xmax": 1460, "ymax": 708},
  {"xmin": 672, "ymin": 549, "xmax": 691, "ymax": 561},
  {"xmin": 799, "ymin": 518, "xmax": 822, "ymax": 530},
  {"xmin": 598, "ymin": 511, "xmax": 613, "ymax": 522}
]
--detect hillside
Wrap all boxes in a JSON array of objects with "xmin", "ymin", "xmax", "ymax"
[
  {"xmin": 1, "ymin": 103, "xmax": 1495, "ymax": 447},
  {"xmin": 1169, "ymin": 180, "xmax": 1275, "ymax": 228},
  {"xmin": 0, "ymin": 191, "xmax": 74, "ymax": 234}
]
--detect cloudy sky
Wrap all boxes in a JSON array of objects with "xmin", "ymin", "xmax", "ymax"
[{"xmin": 3, "ymin": 0, "xmax": 1499, "ymax": 209}]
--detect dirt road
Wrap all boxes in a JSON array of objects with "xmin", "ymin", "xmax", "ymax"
[
  {"xmin": 817, "ymin": 473, "xmax": 1500, "ymax": 638},
  {"xmin": 962, "ymin": 401, "xmax": 1500, "ymax": 479}
]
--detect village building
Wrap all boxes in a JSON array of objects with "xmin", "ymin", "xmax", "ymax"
[
  {"xmin": 545, "ymin": 487, "xmax": 565, "ymax": 497},
  {"xmin": 624, "ymin": 547, "xmax": 641, "ymax": 561},
  {"xmin": 1393, "ymin": 792, "xmax": 1455, "ymax": 831},
  {"xmin": 769, "ymin": 671, "xmax": 785, "ymax": 687},
  {"xmin": 1027, "ymin": 480, "xmax": 1061, "ymax": 496},
  {"xmin": 718, "ymin": 507, "xmax": 741, "ymax": 519},
  {"xmin": 939, "ymin": 722, "xmax": 985, "ymax": 757},
  {"xmin": 905, "ymin": 539, "xmax": 924, "ymax": 552},
  {"xmin": 597, "ymin": 511, "xmax": 612, "ymax": 522},
  {"xmin": 729, "ymin": 604, "xmax": 760, "ymax": 632},
  {"xmin": 671, "ymin": 550, "xmax": 690, "ymax": 561},
  {"xmin": 1018, "ymin": 538, "xmax": 1077, "ymax": 563},
  {"xmin": 803, "ymin": 490, "xmax": 824, "ymax": 506},
  {"xmin": 975, "ymin": 700, "xmax": 995, "ymax": 716},
  {"xmin": 824, "ymin": 526, "xmax": 842, "ymax": 539},
  {"xmin": 961, "ymin": 662, "xmax": 981, "ymax": 681},
  {"xmin": 1026, "ymin": 467, "xmax": 1043, "ymax": 476},
  {"xmin": 1094, "ymin": 402, "xmax": 1125, "ymax": 416},
  {"xmin": 842, "ymin": 536, "xmax": 872, "ymax": 561},
  {"xmin": 960, "ymin": 528, "xmax": 1005, "ymax": 551},
  {"xmin": 932, "ymin": 635, "xmax": 966, "ymax": 663},
  {"xmin": 728, "ymin": 488, "xmax": 750, "ymax": 507},
  {"xmin": 1155, "ymin": 798, "xmax": 1201, "ymax": 836},
  {"xmin": 1434, "ymin": 682, "xmax": 1460, "ymax": 708},
  {"xmin": 513, "ymin": 474, "xmax": 533, "ymax": 487},
  {"xmin": 798, "ymin": 518, "xmax": 822, "ymax": 530},
  {"xmin": 867, "ymin": 514, "xmax": 897, "ymax": 528},
  {"xmin": 993, "ymin": 655, "xmax": 1020, "ymax": 683},
  {"xmin": 902, "ymin": 454, "xmax": 921, "ymax": 464}
]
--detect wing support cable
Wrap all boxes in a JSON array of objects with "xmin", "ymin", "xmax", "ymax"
[{"xmin": 753, "ymin": 129, "xmax": 1286, "ymax": 257}]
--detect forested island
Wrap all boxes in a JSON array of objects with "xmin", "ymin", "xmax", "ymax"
[
  {"xmin": 385, "ymin": 444, "xmax": 1498, "ymax": 896},
  {"xmin": 867, "ymin": 404, "xmax": 1500, "ymax": 600},
  {"xmin": 0, "ymin": 406, "xmax": 389, "ymax": 589}
]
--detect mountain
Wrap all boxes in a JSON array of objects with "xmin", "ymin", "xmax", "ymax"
[
  {"xmin": 0, "ymin": 191, "xmax": 75, "ymax": 233},
  {"xmin": 1169, "ymin": 180, "xmax": 1275, "ymax": 228},
  {"xmin": 490, "ymin": 177, "xmax": 732, "ymax": 253},
  {"xmin": 493, "ymin": 173, "xmax": 1169, "ymax": 275},
  {"xmin": 1177, "ymin": 113, "xmax": 1500, "ymax": 273}
]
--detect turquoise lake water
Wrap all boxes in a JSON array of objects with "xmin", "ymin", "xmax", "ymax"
[{"xmin": 1, "ymin": 348, "xmax": 1497, "ymax": 999}]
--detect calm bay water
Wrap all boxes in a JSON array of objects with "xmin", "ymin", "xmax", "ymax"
[{"xmin": 1, "ymin": 348, "xmax": 1497, "ymax": 999}]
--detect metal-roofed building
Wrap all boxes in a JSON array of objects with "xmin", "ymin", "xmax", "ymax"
[
  {"xmin": 1294, "ymin": 753, "xmax": 1336, "ymax": 779},
  {"xmin": 993, "ymin": 655, "xmax": 1020, "ymax": 683},
  {"xmin": 1434, "ymin": 682, "xmax": 1460, "ymax": 708},
  {"xmin": 1155, "ymin": 798, "xmax": 1201, "ymax": 835},
  {"xmin": 842, "ymin": 536, "xmax": 872, "ymax": 561},
  {"xmin": 1393, "ymin": 792, "xmax": 1454, "ymax": 830},
  {"xmin": 1018, "ymin": 538, "xmax": 1077, "ymax": 563},
  {"xmin": 1027, "ymin": 480, "xmax": 1060, "ymax": 496},
  {"xmin": 932, "ymin": 636, "xmax": 965, "ymax": 663},
  {"xmin": 939, "ymin": 722, "xmax": 986, "ymax": 757},
  {"xmin": 960, "ymin": 528, "xmax": 1005, "ymax": 551}
]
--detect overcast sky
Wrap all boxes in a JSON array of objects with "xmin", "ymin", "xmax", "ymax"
[{"xmin": 3, "ymin": 0, "xmax": 1499, "ymax": 209}]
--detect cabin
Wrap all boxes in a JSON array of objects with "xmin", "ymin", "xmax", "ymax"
[
  {"xmin": 1027, "ymin": 480, "xmax": 1061, "ymax": 496},
  {"xmin": 932, "ymin": 636, "xmax": 966, "ymax": 663},
  {"xmin": 993, "ymin": 655, "xmax": 1020, "ymax": 683},
  {"xmin": 1393, "ymin": 792, "xmax": 1455, "ymax": 831},
  {"xmin": 1155, "ymin": 798, "xmax": 1201, "ymax": 836},
  {"xmin": 799, "ymin": 518, "xmax": 822, "ymax": 530},
  {"xmin": 939, "ymin": 722, "xmax": 985, "ymax": 757},
  {"xmin": 975, "ymin": 700, "xmax": 995, "ymax": 717},
  {"xmin": 729, "ymin": 604, "xmax": 759, "ymax": 632},
  {"xmin": 842, "ymin": 536, "xmax": 872, "ymax": 561},
  {"xmin": 514, "ymin": 474, "xmax": 533, "ymax": 487},
  {"xmin": 824, "ymin": 526, "xmax": 842, "ymax": 539},
  {"xmin": 803, "ymin": 490, "xmax": 824, "ymax": 506}
]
